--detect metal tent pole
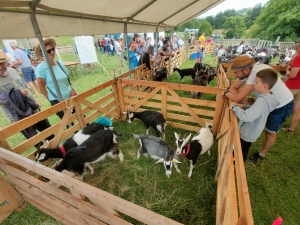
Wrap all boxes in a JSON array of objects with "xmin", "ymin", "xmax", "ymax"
[
  {"xmin": 30, "ymin": 0, "xmax": 63, "ymax": 101},
  {"xmin": 124, "ymin": 23, "xmax": 130, "ymax": 69}
]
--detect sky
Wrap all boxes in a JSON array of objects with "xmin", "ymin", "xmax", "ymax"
[{"xmin": 199, "ymin": 0, "xmax": 269, "ymax": 18}]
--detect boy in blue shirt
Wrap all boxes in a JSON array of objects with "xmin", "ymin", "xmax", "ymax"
[{"xmin": 229, "ymin": 68, "xmax": 279, "ymax": 162}]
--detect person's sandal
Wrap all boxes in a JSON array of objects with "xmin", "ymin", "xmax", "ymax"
[{"xmin": 282, "ymin": 127, "xmax": 294, "ymax": 135}]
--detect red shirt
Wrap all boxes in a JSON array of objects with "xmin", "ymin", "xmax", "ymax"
[{"xmin": 285, "ymin": 54, "xmax": 300, "ymax": 89}]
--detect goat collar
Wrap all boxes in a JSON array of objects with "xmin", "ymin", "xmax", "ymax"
[
  {"xmin": 180, "ymin": 144, "xmax": 190, "ymax": 159},
  {"xmin": 204, "ymin": 74, "xmax": 209, "ymax": 80},
  {"xmin": 59, "ymin": 145, "xmax": 67, "ymax": 158}
]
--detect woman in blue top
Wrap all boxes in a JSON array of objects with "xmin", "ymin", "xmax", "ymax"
[
  {"xmin": 129, "ymin": 41, "xmax": 138, "ymax": 70},
  {"xmin": 35, "ymin": 38, "xmax": 72, "ymax": 119}
]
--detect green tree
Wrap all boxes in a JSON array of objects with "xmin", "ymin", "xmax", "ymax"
[
  {"xmin": 222, "ymin": 16, "xmax": 246, "ymax": 38},
  {"xmin": 197, "ymin": 20, "xmax": 213, "ymax": 37},
  {"xmin": 184, "ymin": 30, "xmax": 190, "ymax": 40},
  {"xmin": 244, "ymin": 4, "xmax": 263, "ymax": 29},
  {"xmin": 205, "ymin": 16, "xmax": 215, "ymax": 29},
  {"xmin": 249, "ymin": 0, "xmax": 300, "ymax": 41}
]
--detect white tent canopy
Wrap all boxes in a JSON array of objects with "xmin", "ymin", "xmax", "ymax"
[{"xmin": 0, "ymin": 0, "xmax": 224, "ymax": 38}]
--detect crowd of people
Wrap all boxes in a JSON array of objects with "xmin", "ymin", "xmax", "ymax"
[
  {"xmin": 95, "ymin": 33, "xmax": 185, "ymax": 72},
  {"xmin": 1, "ymin": 35, "xmax": 300, "ymax": 165}
]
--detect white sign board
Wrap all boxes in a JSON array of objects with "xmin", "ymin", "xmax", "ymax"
[
  {"xmin": 73, "ymin": 36, "xmax": 98, "ymax": 64},
  {"xmin": 2, "ymin": 39, "xmax": 17, "ymax": 57}
]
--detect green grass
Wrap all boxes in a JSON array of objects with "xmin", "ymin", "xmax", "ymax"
[{"xmin": 2, "ymin": 38, "xmax": 300, "ymax": 225}]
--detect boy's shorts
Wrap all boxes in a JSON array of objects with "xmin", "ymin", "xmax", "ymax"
[
  {"xmin": 21, "ymin": 67, "xmax": 36, "ymax": 82},
  {"xmin": 265, "ymin": 100, "xmax": 294, "ymax": 133}
]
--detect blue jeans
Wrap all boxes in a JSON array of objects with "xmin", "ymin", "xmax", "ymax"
[{"xmin": 266, "ymin": 100, "xmax": 294, "ymax": 133}]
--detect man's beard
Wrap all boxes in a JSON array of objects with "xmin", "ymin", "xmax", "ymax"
[{"xmin": 238, "ymin": 71, "xmax": 248, "ymax": 80}]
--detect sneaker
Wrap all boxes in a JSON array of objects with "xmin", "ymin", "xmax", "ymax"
[{"xmin": 248, "ymin": 152, "xmax": 265, "ymax": 163}]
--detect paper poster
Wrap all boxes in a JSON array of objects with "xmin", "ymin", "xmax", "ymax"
[{"xmin": 73, "ymin": 36, "xmax": 98, "ymax": 64}]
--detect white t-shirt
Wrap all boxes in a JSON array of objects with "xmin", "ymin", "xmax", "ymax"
[
  {"xmin": 243, "ymin": 62, "xmax": 293, "ymax": 108},
  {"xmin": 114, "ymin": 41, "xmax": 122, "ymax": 55},
  {"xmin": 218, "ymin": 49, "xmax": 225, "ymax": 57},
  {"xmin": 236, "ymin": 45, "xmax": 244, "ymax": 54}
]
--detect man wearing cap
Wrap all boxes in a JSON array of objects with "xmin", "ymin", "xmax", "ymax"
[
  {"xmin": 0, "ymin": 52, "xmax": 53, "ymax": 144},
  {"xmin": 223, "ymin": 55, "xmax": 294, "ymax": 163},
  {"xmin": 10, "ymin": 42, "xmax": 40, "ymax": 96}
]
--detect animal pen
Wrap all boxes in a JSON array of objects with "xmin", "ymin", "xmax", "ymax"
[{"xmin": 0, "ymin": 47, "xmax": 254, "ymax": 225}]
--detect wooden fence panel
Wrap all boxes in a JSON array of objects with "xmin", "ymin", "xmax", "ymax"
[
  {"xmin": 215, "ymin": 65, "xmax": 253, "ymax": 225},
  {"xmin": 0, "ymin": 149, "xmax": 183, "ymax": 225}
]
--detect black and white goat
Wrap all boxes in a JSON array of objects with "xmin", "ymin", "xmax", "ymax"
[
  {"xmin": 173, "ymin": 67, "xmax": 196, "ymax": 81},
  {"xmin": 174, "ymin": 123, "xmax": 213, "ymax": 178},
  {"xmin": 55, "ymin": 130, "xmax": 123, "ymax": 180},
  {"xmin": 35, "ymin": 123, "xmax": 111, "ymax": 163},
  {"xmin": 124, "ymin": 109, "xmax": 166, "ymax": 139},
  {"xmin": 133, "ymin": 134, "xmax": 181, "ymax": 178}
]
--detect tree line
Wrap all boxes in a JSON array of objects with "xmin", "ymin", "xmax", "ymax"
[{"xmin": 174, "ymin": 0, "xmax": 299, "ymax": 42}]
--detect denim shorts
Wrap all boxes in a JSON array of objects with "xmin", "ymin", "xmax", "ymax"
[
  {"xmin": 21, "ymin": 67, "xmax": 36, "ymax": 82},
  {"xmin": 266, "ymin": 100, "xmax": 294, "ymax": 133}
]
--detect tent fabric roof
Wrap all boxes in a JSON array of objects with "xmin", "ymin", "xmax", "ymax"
[{"xmin": 0, "ymin": 0, "xmax": 224, "ymax": 38}]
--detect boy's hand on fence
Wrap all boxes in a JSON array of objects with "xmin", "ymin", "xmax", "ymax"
[{"xmin": 229, "ymin": 102, "xmax": 238, "ymax": 110}]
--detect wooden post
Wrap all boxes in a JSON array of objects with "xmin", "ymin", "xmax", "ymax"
[
  {"xmin": 111, "ymin": 79, "xmax": 121, "ymax": 119},
  {"xmin": 161, "ymin": 84, "xmax": 167, "ymax": 119},
  {"xmin": 212, "ymin": 94, "xmax": 226, "ymax": 135},
  {"xmin": 116, "ymin": 78, "xmax": 126, "ymax": 120},
  {"xmin": 73, "ymin": 97, "xmax": 86, "ymax": 129},
  {"xmin": 48, "ymin": 102, "xmax": 74, "ymax": 149}
]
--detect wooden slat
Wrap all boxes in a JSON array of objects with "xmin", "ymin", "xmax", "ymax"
[
  {"xmin": 212, "ymin": 95, "xmax": 226, "ymax": 135},
  {"xmin": 231, "ymin": 112, "xmax": 253, "ymax": 225},
  {"xmin": 0, "ymin": 99, "xmax": 72, "ymax": 139},
  {"xmin": 130, "ymin": 85, "xmax": 162, "ymax": 112},
  {"xmin": 11, "ymin": 177, "xmax": 106, "ymax": 225},
  {"xmin": 0, "ymin": 204, "xmax": 14, "ymax": 224},
  {"xmin": 167, "ymin": 121, "xmax": 201, "ymax": 132},
  {"xmin": 0, "ymin": 149, "xmax": 183, "ymax": 225},
  {"xmin": 167, "ymin": 86, "xmax": 206, "ymax": 127},
  {"xmin": 161, "ymin": 84, "xmax": 167, "ymax": 119},
  {"xmin": 123, "ymin": 90, "xmax": 217, "ymax": 108},
  {"xmin": 0, "ymin": 172, "xmax": 26, "ymax": 213},
  {"xmin": 166, "ymin": 104, "xmax": 215, "ymax": 118}
]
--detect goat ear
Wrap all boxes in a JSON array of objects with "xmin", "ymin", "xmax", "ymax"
[
  {"xmin": 130, "ymin": 113, "xmax": 134, "ymax": 117},
  {"xmin": 174, "ymin": 132, "xmax": 179, "ymax": 139},
  {"xmin": 156, "ymin": 158, "xmax": 164, "ymax": 163},
  {"xmin": 123, "ymin": 112, "xmax": 127, "ymax": 115},
  {"xmin": 172, "ymin": 159, "xmax": 181, "ymax": 163},
  {"xmin": 185, "ymin": 133, "xmax": 192, "ymax": 143}
]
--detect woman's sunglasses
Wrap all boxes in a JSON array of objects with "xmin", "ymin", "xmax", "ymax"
[{"xmin": 46, "ymin": 47, "xmax": 55, "ymax": 54}]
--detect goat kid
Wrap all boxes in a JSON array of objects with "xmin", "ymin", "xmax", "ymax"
[
  {"xmin": 175, "ymin": 123, "xmax": 213, "ymax": 178},
  {"xmin": 35, "ymin": 123, "xmax": 112, "ymax": 163},
  {"xmin": 55, "ymin": 130, "xmax": 123, "ymax": 180},
  {"xmin": 124, "ymin": 109, "xmax": 166, "ymax": 139},
  {"xmin": 133, "ymin": 134, "xmax": 181, "ymax": 178},
  {"xmin": 173, "ymin": 67, "xmax": 196, "ymax": 81},
  {"xmin": 154, "ymin": 67, "xmax": 167, "ymax": 82},
  {"xmin": 191, "ymin": 70, "xmax": 208, "ymax": 99}
]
